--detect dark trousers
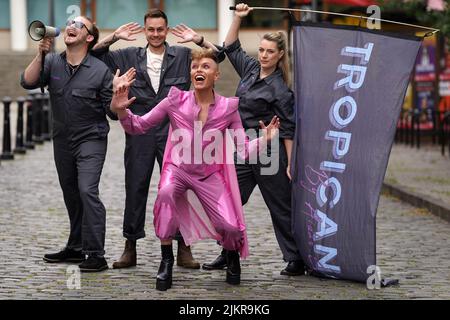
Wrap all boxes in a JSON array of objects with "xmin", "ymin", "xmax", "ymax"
[
  {"xmin": 123, "ymin": 125, "xmax": 166, "ymax": 241},
  {"xmin": 236, "ymin": 144, "xmax": 302, "ymax": 262},
  {"xmin": 53, "ymin": 138, "xmax": 107, "ymax": 256}
]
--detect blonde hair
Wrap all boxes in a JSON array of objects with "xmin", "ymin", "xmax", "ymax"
[
  {"xmin": 262, "ymin": 31, "xmax": 290, "ymax": 85},
  {"xmin": 191, "ymin": 48, "xmax": 219, "ymax": 63}
]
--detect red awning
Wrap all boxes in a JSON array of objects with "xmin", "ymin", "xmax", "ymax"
[{"xmin": 324, "ymin": 0, "xmax": 378, "ymax": 6}]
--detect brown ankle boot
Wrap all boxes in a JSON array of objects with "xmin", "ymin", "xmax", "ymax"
[
  {"xmin": 176, "ymin": 240, "xmax": 200, "ymax": 269},
  {"xmin": 112, "ymin": 240, "xmax": 137, "ymax": 269}
]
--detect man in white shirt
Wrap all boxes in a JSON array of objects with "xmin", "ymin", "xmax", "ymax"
[
  {"xmin": 92, "ymin": 9, "xmax": 208, "ymax": 269},
  {"xmin": 147, "ymin": 48, "xmax": 164, "ymax": 93}
]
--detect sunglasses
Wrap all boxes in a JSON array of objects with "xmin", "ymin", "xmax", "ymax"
[{"xmin": 66, "ymin": 20, "xmax": 92, "ymax": 35}]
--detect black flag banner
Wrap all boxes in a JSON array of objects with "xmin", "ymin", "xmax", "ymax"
[{"xmin": 291, "ymin": 22, "xmax": 422, "ymax": 283}]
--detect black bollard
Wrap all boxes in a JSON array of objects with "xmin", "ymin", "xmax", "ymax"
[
  {"xmin": 24, "ymin": 95, "xmax": 35, "ymax": 150},
  {"xmin": 44, "ymin": 92, "xmax": 53, "ymax": 139},
  {"xmin": 41, "ymin": 93, "xmax": 51, "ymax": 141},
  {"xmin": 399, "ymin": 110, "xmax": 405, "ymax": 143},
  {"xmin": 14, "ymin": 97, "xmax": 27, "ymax": 154},
  {"xmin": 32, "ymin": 93, "xmax": 44, "ymax": 144},
  {"xmin": 1, "ymin": 97, "xmax": 14, "ymax": 160},
  {"xmin": 416, "ymin": 109, "xmax": 421, "ymax": 149}
]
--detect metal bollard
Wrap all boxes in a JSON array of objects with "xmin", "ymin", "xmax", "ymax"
[
  {"xmin": 32, "ymin": 93, "xmax": 44, "ymax": 144},
  {"xmin": 14, "ymin": 97, "xmax": 27, "ymax": 154},
  {"xmin": 44, "ymin": 92, "xmax": 52, "ymax": 139},
  {"xmin": 1, "ymin": 97, "xmax": 14, "ymax": 160},
  {"xmin": 24, "ymin": 95, "xmax": 35, "ymax": 150},
  {"xmin": 41, "ymin": 93, "xmax": 51, "ymax": 141},
  {"xmin": 442, "ymin": 112, "xmax": 450, "ymax": 157}
]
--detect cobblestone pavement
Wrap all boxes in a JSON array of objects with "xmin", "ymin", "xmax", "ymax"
[
  {"xmin": 1, "ymin": 121, "xmax": 450, "ymax": 300},
  {"xmin": 1, "ymin": 59, "xmax": 450, "ymax": 300}
]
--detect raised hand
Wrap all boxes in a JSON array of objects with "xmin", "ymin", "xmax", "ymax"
[
  {"xmin": 113, "ymin": 68, "xmax": 136, "ymax": 92},
  {"xmin": 235, "ymin": 3, "xmax": 253, "ymax": 18},
  {"xmin": 171, "ymin": 24, "xmax": 203, "ymax": 45},
  {"xmin": 39, "ymin": 38, "xmax": 53, "ymax": 55},
  {"xmin": 111, "ymin": 68, "xmax": 137, "ymax": 118},
  {"xmin": 111, "ymin": 84, "xmax": 136, "ymax": 117},
  {"xmin": 259, "ymin": 116, "xmax": 280, "ymax": 142},
  {"xmin": 114, "ymin": 22, "xmax": 142, "ymax": 41}
]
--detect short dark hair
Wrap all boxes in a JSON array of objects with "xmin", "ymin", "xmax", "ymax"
[
  {"xmin": 144, "ymin": 9, "xmax": 168, "ymax": 26},
  {"xmin": 192, "ymin": 48, "xmax": 219, "ymax": 64},
  {"xmin": 80, "ymin": 16, "xmax": 99, "ymax": 51}
]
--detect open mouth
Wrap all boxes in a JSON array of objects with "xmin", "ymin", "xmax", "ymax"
[
  {"xmin": 67, "ymin": 30, "xmax": 77, "ymax": 38},
  {"xmin": 195, "ymin": 75, "xmax": 206, "ymax": 82}
]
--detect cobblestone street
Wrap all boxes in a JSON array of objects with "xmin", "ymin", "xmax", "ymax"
[{"xmin": 1, "ymin": 120, "xmax": 450, "ymax": 300}]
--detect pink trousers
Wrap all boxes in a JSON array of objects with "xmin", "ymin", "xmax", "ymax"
[{"xmin": 153, "ymin": 164, "xmax": 245, "ymax": 251}]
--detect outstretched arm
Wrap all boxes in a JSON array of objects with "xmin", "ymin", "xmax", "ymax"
[
  {"xmin": 224, "ymin": 3, "xmax": 253, "ymax": 47},
  {"xmin": 93, "ymin": 22, "xmax": 142, "ymax": 51}
]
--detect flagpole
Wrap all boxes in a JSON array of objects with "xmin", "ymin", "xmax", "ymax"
[{"xmin": 229, "ymin": 6, "xmax": 440, "ymax": 35}]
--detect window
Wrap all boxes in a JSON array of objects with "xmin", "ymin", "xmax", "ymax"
[
  {"xmin": 0, "ymin": 0, "xmax": 10, "ymax": 29},
  {"xmin": 96, "ymin": 0, "xmax": 148, "ymax": 29},
  {"xmin": 164, "ymin": 0, "xmax": 216, "ymax": 29},
  {"xmin": 27, "ymin": 0, "xmax": 82, "ymax": 29}
]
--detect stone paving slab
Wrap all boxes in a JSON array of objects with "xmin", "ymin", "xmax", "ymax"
[{"xmin": 384, "ymin": 144, "xmax": 450, "ymax": 221}]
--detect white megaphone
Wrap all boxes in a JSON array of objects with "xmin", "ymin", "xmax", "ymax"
[{"xmin": 28, "ymin": 20, "xmax": 60, "ymax": 41}]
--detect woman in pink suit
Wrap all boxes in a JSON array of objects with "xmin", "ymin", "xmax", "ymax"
[{"xmin": 111, "ymin": 48, "xmax": 280, "ymax": 291}]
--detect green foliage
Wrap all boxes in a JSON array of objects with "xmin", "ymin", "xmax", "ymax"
[{"xmin": 379, "ymin": 0, "xmax": 450, "ymax": 39}]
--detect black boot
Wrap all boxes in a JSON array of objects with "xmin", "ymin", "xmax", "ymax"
[
  {"xmin": 43, "ymin": 247, "xmax": 85, "ymax": 263},
  {"xmin": 202, "ymin": 249, "xmax": 227, "ymax": 270},
  {"xmin": 280, "ymin": 260, "xmax": 306, "ymax": 276},
  {"xmin": 112, "ymin": 239, "xmax": 137, "ymax": 269},
  {"xmin": 156, "ymin": 245, "xmax": 174, "ymax": 291},
  {"xmin": 79, "ymin": 255, "xmax": 108, "ymax": 273},
  {"xmin": 225, "ymin": 250, "xmax": 240, "ymax": 285}
]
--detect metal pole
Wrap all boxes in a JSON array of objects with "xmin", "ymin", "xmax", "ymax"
[
  {"xmin": 41, "ymin": 93, "xmax": 51, "ymax": 141},
  {"xmin": 32, "ymin": 93, "xmax": 44, "ymax": 145},
  {"xmin": 1, "ymin": 97, "xmax": 14, "ymax": 160},
  {"xmin": 14, "ymin": 97, "xmax": 27, "ymax": 154},
  {"xmin": 311, "ymin": 0, "xmax": 318, "ymax": 23},
  {"xmin": 49, "ymin": 0, "xmax": 55, "ymax": 51},
  {"xmin": 229, "ymin": 6, "xmax": 440, "ymax": 35},
  {"xmin": 24, "ymin": 95, "xmax": 35, "ymax": 150}
]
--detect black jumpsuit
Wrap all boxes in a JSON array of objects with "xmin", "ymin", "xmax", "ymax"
[
  {"xmin": 92, "ymin": 44, "xmax": 191, "ymax": 241},
  {"xmin": 21, "ymin": 52, "xmax": 115, "ymax": 256}
]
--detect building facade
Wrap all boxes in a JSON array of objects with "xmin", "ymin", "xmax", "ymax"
[{"xmin": 0, "ymin": 0, "xmax": 291, "ymax": 52}]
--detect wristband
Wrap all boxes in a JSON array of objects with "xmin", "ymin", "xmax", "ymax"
[{"xmin": 196, "ymin": 36, "xmax": 204, "ymax": 47}]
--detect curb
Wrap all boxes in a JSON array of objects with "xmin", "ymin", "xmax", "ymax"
[{"xmin": 382, "ymin": 182, "xmax": 450, "ymax": 223}]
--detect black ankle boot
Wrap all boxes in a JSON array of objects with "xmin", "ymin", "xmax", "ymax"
[
  {"xmin": 156, "ymin": 245, "xmax": 174, "ymax": 291},
  {"xmin": 202, "ymin": 249, "xmax": 227, "ymax": 270},
  {"xmin": 225, "ymin": 250, "xmax": 240, "ymax": 285}
]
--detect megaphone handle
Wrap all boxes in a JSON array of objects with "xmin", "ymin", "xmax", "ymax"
[{"xmin": 40, "ymin": 52, "xmax": 45, "ymax": 94}]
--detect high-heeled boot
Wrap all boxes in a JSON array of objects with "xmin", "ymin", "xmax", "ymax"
[
  {"xmin": 225, "ymin": 250, "xmax": 241, "ymax": 285},
  {"xmin": 202, "ymin": 248, "xmax": 227, "ymax": 270},
  {"xmin": 156, "ymin": 244, "xmax": 174, "ymax": 291}
]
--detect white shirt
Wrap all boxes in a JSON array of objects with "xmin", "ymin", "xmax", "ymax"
[{"xmin": 146, "ymin": 48, "xmax": 165, "ymax": 93}]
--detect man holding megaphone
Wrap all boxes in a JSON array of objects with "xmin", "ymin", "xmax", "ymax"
[{"xmin": 20, "ymin": 16, "xmax": 118, "ymax": 272}]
